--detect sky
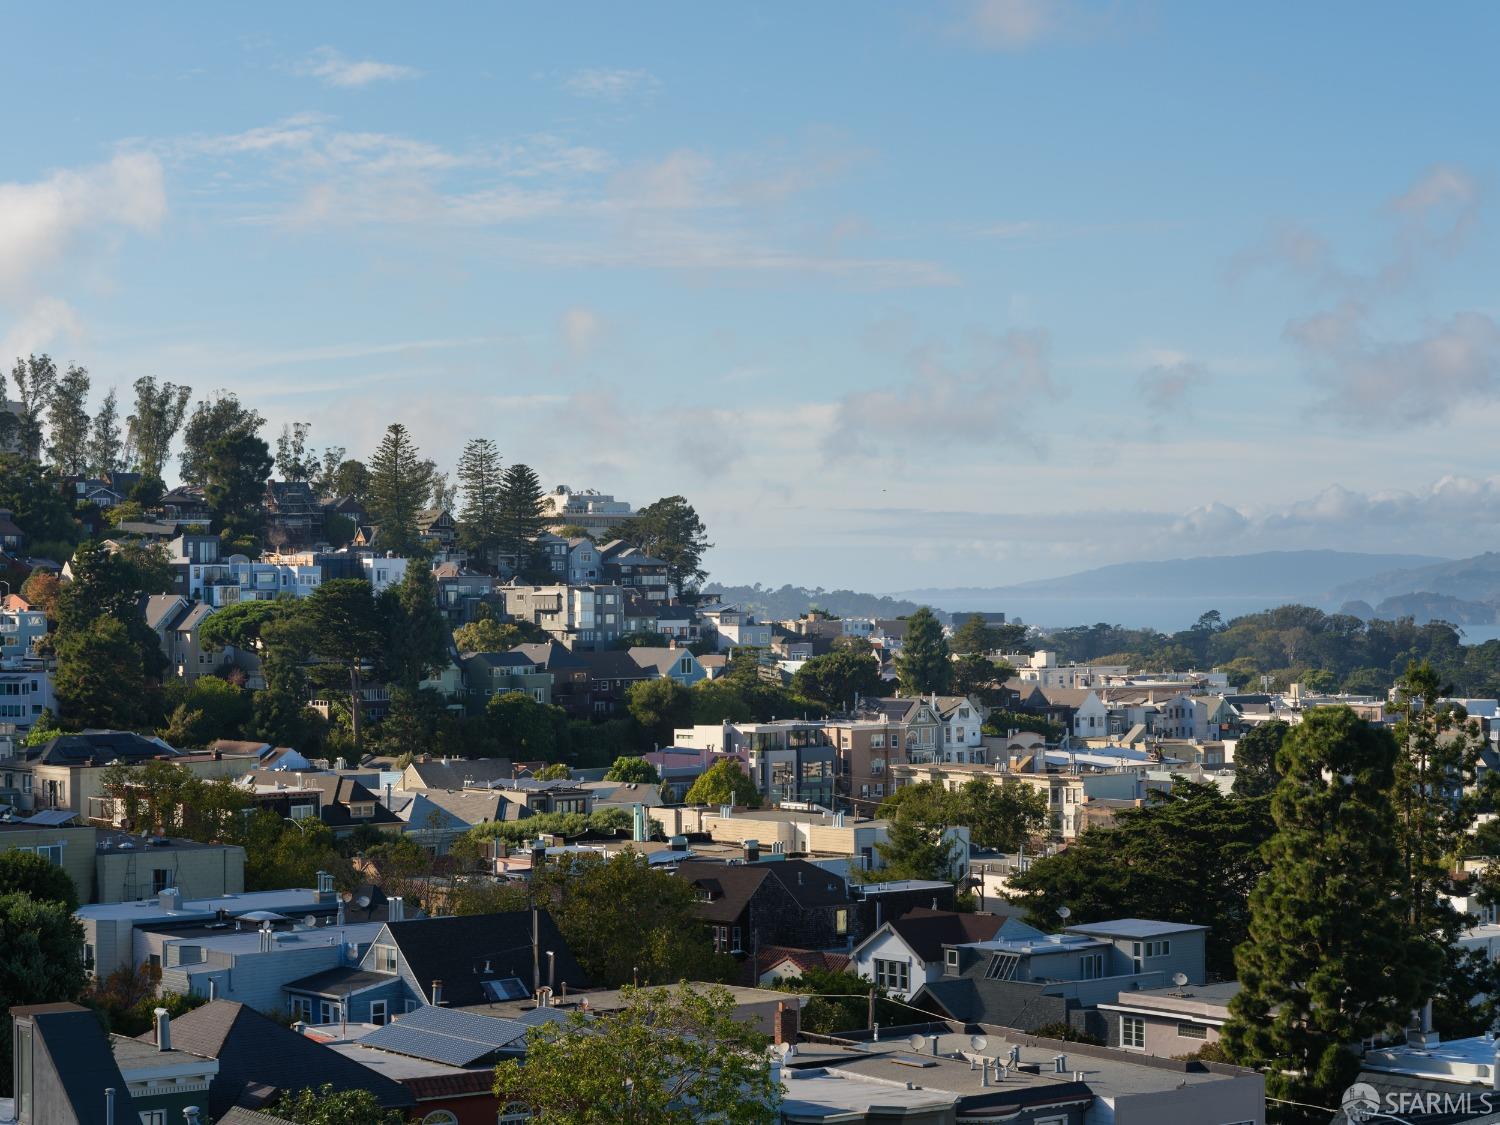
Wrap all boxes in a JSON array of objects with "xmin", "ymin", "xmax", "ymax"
[{"xmin": 3, "ymin": 1, "xmax": 1500, "ymax": 593}]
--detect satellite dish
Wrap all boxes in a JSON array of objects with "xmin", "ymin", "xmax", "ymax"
[
  {"xmin": 908, "ymin": 1034, "xmax": 927, "ymax": 1051},
  {"xmin": 355, "ymin": 894, "xmax": 372, "ymax": 909},
  {"xmin": 1172, "ymin": 972, "xmax": 1189, "ymax": 988},
  {"xmin": 776, "ymin": 1042, "xmax": 792, "ymax": 1059},
  {"xmin": 303, "ymin": 915, "xmax": 317, "ymax": 928},
  {"xmin": 970, "ymin": 1035, "xmax": 988, "ymax": 1052},
  {"xmin": 1056, "ymin": 905, "xmax": 1072, "ymax": 920}
]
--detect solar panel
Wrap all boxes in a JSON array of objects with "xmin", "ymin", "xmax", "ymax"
[
  {"xmin": 480, "ymin": 977, "xmax": 530, "ymax": 1001},
  {"xmin": 360, "ymin": 1006, "xmax": 531, "ymax": 1066}
]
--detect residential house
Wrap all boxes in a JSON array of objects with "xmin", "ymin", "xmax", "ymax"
[
  {"xmin": 264, "ymin": 480, "xmax": 325, "ymax": 547},
  {"xmin": 415, "ymin": 507, "xmax": 458, "ymax": 554},
  {"xmin": 598, "ymin": 541, "xmax": 671, "ymax": 600},
  {"xmin": 167, "ymin": 532, "xmax": 235, "ymax": 603},
  {"xmin": 433, "ymin": 563, "xmax": 496, "ymax": 626},
  {"xmin": 629, "ymin": 644, "xmax": 707, "ymax": 686},
  {"xmin": 701, "ymin": 605, "xmax": 773, "ymax": 651},
  {"xmin": 535, "ymin": 533, "xmax": 602, "ymax": 584},
  {"xmin": 0, "ymin": 600, "xmax": 49, "ymax": 662},
  {"xmin": 825, "ymin": 717, "xmax": 907, "ymax": 810},
  {"xmin": 573, "ymin": 648, "xmax": 654, "ymax": 717},
  {"xmin": 360, "ymin": 553, "xmax": 409, "ymax": 593},
  {"xmin": 912, "ymin": 918, "xmax": 1208, "ymax": 1038},
  {"xmin": 499, "ymin": 582, "xmax": 625, "ymax": 649},
  {"xmin": 512, "ymin": 641, "xmax": 593, "ymax": 718},
  {"xmin": 540, "ymin": 486, "xmax": 637, "ymax": 538},
  {"xmin": 161, "ymin": 485, "xmax": 211, "ymax": 523},
  {"xmin": 143, "ymin": 595, "xmax": 227, "ymax": 682},
  {"xmin": 8, "ymin": 731, "xmax": 181, "ymax": 817},
  {"xmin": 849, "ymin": 907, "xmax": 1017, "ymax": 1000},
  {"xmin": 401, "ymin": 756, "xmax": 515, "ymax": 792},
  {"xmin": 11, "ymin": 1002, "xmax": 220, "ymax": 1125},
  {"xmin": 94, "ymin": 831, "xmax": 247, "ymax": 904},
  {"xmin": 139, "ymin": 1000, "xmax": 412, "ymax": 1119},
  {"xmin": 490, "ymin": 777, "xmax": 593, "ymax": 815},
  {"xmin": 356, "ymin": 909, "xmax": 588, "ymax": 1009},
  {"xmin": 675, "ymin": 858, "xmax": 857, "ymax": 954},
  {"xmin": 0, "ymin": 508, "xmax": 24, "ymax": 552},
  {"xmin": 674, "ymin": 720, "xmax": 835, "ymax": 806},
  {"xmin": 847, "ymin": 697, "xmax": 944, "ymax": 765},
  {"xmin": 1097, "ymin": 980, "xmax": 1240, "ymax": 1056},
  {"xmin": 458, "ymin": 651, "xmax": 553, "ymax": 705},
  {"xmin": 244, "ymin": 771, "xmax": 404, "ymax": 839},
  {"xmin": 226, "ymin": 555, "xmax": 322, "ymax": 601},
  {"xmin": 0, "ymin": 818, "xmax": 97, "ymax": 904}
]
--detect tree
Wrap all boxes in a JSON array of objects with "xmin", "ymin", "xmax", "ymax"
[
  {"xmin": 534, "ymin": 762, "xmax": 571, "ymax": 781},
  {"xmin": 457, "ymin": 437, "xmax": 504, "ymax": 566},
  {"xmin": 496, "ymin": 462, "xmax": 548, "ymax": 573},
  {"xmin": 488, "ymin": 691, "xmax": 568, "ymax": 760},
  {"xmin": 275, "ymin": 421, "xmax": 315, "ymax": 481},
  {"xmin": 124, "ymin": 376, "xmax": 192, "ymax": 479},
  {"xmin": 19, "ymin": 570, "xmax": 60, "ymax": 619},
  {"xmin": 619, "ymin": 495, "xmax": 712, "ymax": 596},
  {"xmin": 380, "ymin": 563, "xmax": 449, "ymax": 694},
  {"xmin": 494, "ymin": 982, "xmax": 777, "ymax": 1124},
  {"xmin": 180, "ymin": 392, "xmax": 264, "ymax": 486},
  {"xmin": 301, "ymin": 579, "xmax": 384, "ymax": 749},
  {"xmin": 162, "ymin": 676, "xmax": 254, "ymax": 748},
  {"xmin": 0, "ymin": 454, "xmax": 82, "ymax": 548},
  {"xmin": 1223, "ymin": 707, "xmax": 1438, "ymax": 1114},
  {"xmin": 0, "ymin": 850, "xmax": 78, "ymax": 909},
  {"xmin": 790, "ymin": 648, "xmax": 882, "ymax": 709},
  {"xmin": 952, "ymin": 652, "xmax": 1012, "ymax": 708},
  {"xmin": 1007, "ymin": 783, "xmax": 1273, "ymax": 978},
  {"xmin": 895, "ymin": 607, "xmax": 951, "ymax": 695},
  {"xmin": 604, "ymin": 756, "xmax": 660, "ymax": 784},
  {"xmin": 8, "ymin": 354, "xmax": 57, "ymax": 462},
  {"xmin": 683, "ymin": 758, "xmax": 760, "ymax": 808},
  {"xmin": 55, "ymin": 616, "xmax": 151, "ymax": 729},
  {"xmin": 326, "ymin": 458, "xmax": 370, "ymax": 502},
  {"xmin": 950, "ymin": 614, "xmax": 999, "ymax": 654},
  {"xmin": 46, "ymin": 363, "xmax": 91, "ymax": 477},
  {"xmin": 88, "ymin": 387, "xmax": 125, "ymax": 476},
  {"xmin": 203, "ymin": 428, "xmax": 274, "ymax": 544},
  {"xmin": 271, "ymin": 1084, "xmax": 405, "ymax": 1125},
  {"xmin": 453, "ymin": 618, "xmax": 533, "ymax": 653},
  {"xmin": 1231, "ymin": 719, "xmax": 1288, "ymax": 799},
  {"xmin": 626, "ymin": 678, "xmax": 694, "ymax": 747},
  {"xmin": 870, "ymin": 814, "xmax": 961, "ymax": 882},
  {"xmin": 957, "ymin": 777, "xmax": 1049, "ymax": 852},
  {"xmin": 367, "ymin": 424, "xmax": 434, "ymax": 556},
  {"xmin": 0, "ymin": 891, "xmax": 89, "ymax": 1095}
]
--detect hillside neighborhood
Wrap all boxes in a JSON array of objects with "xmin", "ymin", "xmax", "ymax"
[{"xmin": 0, "ymin": 373, "xmax": 1493, "ymax": 1124}]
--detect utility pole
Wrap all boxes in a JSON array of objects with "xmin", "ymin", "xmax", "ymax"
[{"xmin": 867, "ymin": 987, "xmax": 876, "ymax": 1031}]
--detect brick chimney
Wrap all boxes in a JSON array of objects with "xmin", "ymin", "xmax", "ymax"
[{"xmin": 773, "ymin": 1001, "xmax": 799, "ymax": 1046}]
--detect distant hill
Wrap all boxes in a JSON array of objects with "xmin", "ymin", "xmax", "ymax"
[
  {"xmin": 895, "ymin": 550, "xmax": 1448, "ymax": 605},
  {"xmin": 703, "ymin": 583, "xmax": 938, "ymax": 622},
  {"xmin": 1328, "ymin": 552, "xmax": 1500, "ymax": 607}
]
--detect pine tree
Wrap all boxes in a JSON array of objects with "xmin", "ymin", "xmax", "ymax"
[
  {"xmin": 895, "ymin": 607, "xmax": 952, "ymax": 695},
  {"xmin": 456, "ymin": 438, "xmax": 503, "ymax": 568},
  {"xmin": 496, "ymin": 462, "xmax": 548, "ymax": 575},
  {"xmin": 366, "ymin": 424, "xmax": 433, "ymax": 556},
  {"xmin": 46, "ymin": 364, "xmax": 91, "ymax": 477},
  {"xmin": 380, "ymin": 564, "xmax": 449, "ymax": 694},
  {"xmin": 1223, "ymin": 706, "xmax": 1438, "ymax": 1116},
  {"xmin": 88, "ymin": 388, "xmax": 125, "ymax": 476}
]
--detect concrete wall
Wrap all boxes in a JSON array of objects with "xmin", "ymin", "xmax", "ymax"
[
  {"xmin": 0, "ymin": 826, "xmax": 96, "ymax": 904},
  {"xmin": 95, "ymin": 844, "xmax": 245, "ymax": 903}
]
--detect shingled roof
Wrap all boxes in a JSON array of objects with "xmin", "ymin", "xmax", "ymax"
[{"xmin": 384, "ymin": 910, "xmax": 587, "ymax": 1006}]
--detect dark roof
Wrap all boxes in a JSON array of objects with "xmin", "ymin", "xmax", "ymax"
[
  {"xmin": 675, "ymin": 859, "xmax": 850, "ymax": 923},
  {"xmin": 384, "ymin": 910, "xmax": 587, "ymax": 1006},
  {"xmin": 17, "ymin": 1004, "xmax": 128, "ymax": 1125},
  {"xmin": 886, "ymin": 907, "xmax": 1006, "ymax": 963},
  {"xmin": 140, "ymin": 1001, "xmax": 413, "ymax": 1116},
  {"xmin": 574, "ymin": 649, "xmax": 654, "ymax": 680},
  {"xmin": 282, "ymin": 966, "xmax": 394, "ymax": 998},
  {"xmin": 26, "ymin": 731, "xmax": 177, "ymax": 767},
  {"xmin": 406, "ymin": 759, "xmax": 515, "ymax": 790},
  {"xmin": 217, "ymin": 1110, "xmax": 293, "ymax": 1125},
  {"xmin": 511, "ymin": 641, "xmax": 587, "ymax": 671}
]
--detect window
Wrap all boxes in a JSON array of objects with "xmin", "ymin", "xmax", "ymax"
[
  {"xmin": 945, "ymin": 949, "xmax": 959, "ymax": 974},
  {"xmin": 873, "ymin": 958, "xmax": 910, "ymax": 993},
  {"xmin": 1121, "ymin": 1016, "xmax": 1145, "ymax": 1049},
  {"xmin": 835, "ymin": 908, "xmax": 848, "ymax": 936},
  {"xmin": 374, "ymin": 944, "xmax": 398, "ymax": 973},
  {"xmin": 712, "ymin": 925, "xmax": 732, "ymax": 954},
  {"xmin": 1177, "ymin": 1022, "xmax": 1208, "ymax": 1040},
  {"xmin": 369, "ymin": 1000, "xmax": 388, "ymax": 1026},
  {"xmin": 1081, "ymin": 953, "xmax": 1103, "ymax": 980},
  {"xmin": 140, "ymin": 1112, "xmax": 167, "ymax": 1125},
  {"xmin": 498, "ymin": 1106, "xmax": 531, "ymax": 1125},
  {"xmin": 319, "ymin": 1000, "xmax": 340, "ymax": 1024},
  {"xmin": 421, "ymin": 1113, "xmax": 458, "ymax": 1125},
  {"xmin": 288, "ymin": 996, "xmax": 313, "ymax": 1021},
  {"xmin": 289, "ymin": 802, "xmax": 315, "ymax": 820},
  {"xmin": 152, "ymin": 868, "xmax": 172, "ymax": 894}
]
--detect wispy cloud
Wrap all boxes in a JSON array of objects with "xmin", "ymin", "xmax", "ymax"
[
  {"xmin": 961, "ymin": 0, "xmax": 1057, "ymax": 50},
  {"xmin": 563, "ymin": 67, "xmax": 660, "ymax": 101},
  {"xmin": 299, "ymin": 47, "xmax": 420, "ymax": 89},
  {"xmin": 1138, "ymin": 359, "xmax": 1210, "ymax": 413}
]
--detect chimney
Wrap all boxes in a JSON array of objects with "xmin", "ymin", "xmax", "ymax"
[
  {"xmin": 389, "ymin": 896, "xmax": 404, "ymax": 923},
  {"xmin": 207, "ymin": 978, "xmax": 217, "ymax": 1001},
  {"xmin": 158, "ymin": 887, "xmax": 181, "ymax": 912},
  {"xmin": 1053, "ymin": 1054, "xmax": 1067, "ymax": 1073},
  {"xmin": 105, "ymin": 1088, "xmax": 116, "ymax": 1125},
  {"xmin": 743, "ymin": 839, "xmax": 760, "ymax": 864},
  {"xmin": 259, "ymin": 923, "xmax": 272, "ymax": 953},
  {"xmin": 316, "ymin": 870, "xmax": 335, "ymax": 901},
  {"xmin": 432, "ymin": 980, "xmax": 444, "ymax": 1006},
  {"xmin": 154, "ymin": 1008, "xmax": 172, "ymax": 1051}
]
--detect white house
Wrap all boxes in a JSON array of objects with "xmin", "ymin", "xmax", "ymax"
[{"xmin": 849, "ymin": 908, "xmax": 1028, "ymax": 1000}]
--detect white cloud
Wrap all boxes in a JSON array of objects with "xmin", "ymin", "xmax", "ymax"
[
  {"xmin": 560, "ymin": 308, "xmax": 602, "ymax": 357},
  {"xmin": 963, "ymin": 0, "xmax": 1055, "ymax": 50},
  {"xmin": 0, "ymin": 152, "xmax": 165, "ymax": 299},
  {"xmin": 563, "ymin": 68, "xmax": 660, "ymax": 101},
  {"xmin": 1138, "ymin": 359, "xmax": 1210, "ymax": 413},
  {"xmin": 300, "ymin": 47, "xmax": 419, "ymax": 89},
  {"xmin": 0, "ymin": 298, "xmax": 84, "ymax": 360}
]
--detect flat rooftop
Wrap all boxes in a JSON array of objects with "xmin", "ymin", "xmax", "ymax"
[
  {"xmin": 455, "ymin": 984, "xmax": 800, "ymax": 1022},
  {"xmin": 76, "ymin": 887, "xmax": 330, "ymax": 922},
  {"xmin": 142, "ymin": 920, "xmax": 387, "ymax": 954}
]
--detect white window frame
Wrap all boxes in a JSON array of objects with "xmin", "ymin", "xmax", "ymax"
[
  {"xmin": 370, "ymin": 999, "xmax": 388, "ymax": 1026},
  {"xmin": 873, "ymin": 958, "xmax": 910, "ymax": 993},
  {"xmin": 1121, "ymin": 1015, "xmax": 1145, "ymax": 1049}
]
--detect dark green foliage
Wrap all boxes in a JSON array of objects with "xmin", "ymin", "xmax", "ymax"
[
  {"xmin": 684, "ymin": 758, "xmax": 760, "ymax": 807},
  {"xmin": 496, "ymin": 462, "xmax": 548, "ymax": 573},
  {"xmin": 55, "ymin": 616, "xmax": 152, "ymax": 729},
  {"xmin": 161, "ymin": 676, "xmax": 254, "ymax": 748},
  {"xmin": 271, "ymin": 1084, "xmax": 405, "ymax": 1125},
  {"xmin": 981, "ymin": 709, "xmax": 1064, "ymax": 739},
  {"xmin": 1231, "ymin": 719, "xmax": 1288, "ymax": 798},
  {"xmin": 0, "ymin": 891, "xmax": 89, "ymax": 1095},
  {"xmin": 180, "ymin": 392, "xmax": 265, "ymax": 487},
  {"xmin": 487, "ymin": 690, "xmax": 569, "ymax": 759},
  {"xmin": 1223, "ymin": 708, "xmax": 1438, "ymax": 1113},
  {"xmin": 125, "ymin": 376, "xmax": 192, "ymax": 479},
  {"xmin": 619, "ymin": 495, "xmax": 712, "ymax": 595},
  {"xmin": 203, "ymin": 428, "xmax": 273, "ymax": 544},
  {"xmin": 952, "ymin": 653, "xmax": 1014, "ymax": 708},
  {"xmin": 626, "ymin": 678, "xmax": 694, "ymax": 746},
  {"xmin": 790, "ymin": 648, "xmax": 883, "ymax": 709},
  {"xmin": 603, "ymin": 756, "xmax": 660, "ymax": 783},
  {"xmin": 1029, "ymin": 1022, "xmax": 1104, "ymax": 1045},
  {"xmin": 380, "ymin": 563, "xmax": 449, "ymax": 693},
  {"xmin": 457, "ymin": 437, "xmax": 503, "ymax": 566},
  {"xmin": 0, "ymin": 850, "xmax": 78, "ymax": 909},
  {"xmin": 88, "ymin": 387, "xmax": 125, "ymax": 476},
  {"xmin": 1007, "ymin": 782, "xmax": 1272, "ymax": 978},
  {"xmin": 773, "ymin": 967, "xmax": 905, "ymax": 1035},
  {"xmin": 301, "ymin": 579, "xmax": 384, "ymax": 747},
  {"xmin": 895, "ymin": 607, "xmax": 951, "ymax": 695},
  {"xmin": 0, "ymin": 455, "xmax": 82, "ymax": 547},
  {"xmin": 950, "ymin": 614, "xmax": 1000, "ymax": 654},
  {"xmin": 46, "ymin": 364, "xmax": 91, "ymax": 477},
  {"xmin": 872, "ymin": 779, "xmax": 1045, "ymax": 882},
  {"xmin": 367, "ymin": 423, "xmax": 434, "ymax": 556}
]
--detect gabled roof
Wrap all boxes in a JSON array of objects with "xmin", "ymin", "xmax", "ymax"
[
  {"xmin": 383, "ymin": 910, "xmax": 586, "ymax": 1006},
  {"xmin": 628, "ymin": 646, "xmax": 697, "ymax": 676},
  {"xmin": 879, "ymin": 907, "xmax": 1009, "ymax": 963},
  {"xmin": 675, "ymin": 859, "xmax": 850, "ymax": 923},
  {"xmin": 574, "ymin": 649, "xmax": 654, "ymax": 680},
  {"xmin": 16, "ymin": 1003, "xmax": 129, "ymax": 1125},
  {"xmin": 511, "ymin": 641, "xmax": 587, "ymax": 671},
  {"xmin": 282, "ymin": 966, "xmax": 394, "ymax": 998},
  {"xmin": 142, "ymin": 593, "xmax": 190, "ymax": 631},
  {"xmin": 141, "ymin": 1001, "xmax": 413, "ymax": 1116},
  {"xmin": 404, "ymin": 758, "xmax": 515, "ymax": 790},
  {"xmin": 26, "ymin": 730, "xmax": 177, "ymax": 767}
]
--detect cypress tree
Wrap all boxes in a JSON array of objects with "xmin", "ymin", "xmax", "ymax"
[{"xmin": 1223, "ymin": 706, "xmax": 1438, "ymax": 1116}]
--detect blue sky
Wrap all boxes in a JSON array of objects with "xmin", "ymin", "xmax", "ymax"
[{"xmin": 4, "ymin": 2, "xmax": 1499, "ymax": 591}]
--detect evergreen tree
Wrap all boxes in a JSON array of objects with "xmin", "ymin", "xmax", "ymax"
[
  {"xmin": 790, "ymin": 648, "xmax": 882, "ymax": 709},
  {"xmin": 1223, "ymin": 707, "xmax": 1438, "ymax": 1115},
  {"xmin": 300, "ymin": 579, "xmax": 384, "ymax": 749},
  {"xmin": 326, "ymin": 458, "xmax": 370, "ymax": 502},
  {"xmin": 8, "ymin": 353, "xmax": 58, "ymax": 462},
  {"xmin": 55, "ymin": 616, "xmax": 150, "ymax": 729},
  {"xmin": 895, "ymin": 607, "xmax": 952, "ymax": 695},
  {"xmin": 311, "ymin": 445, "xmax": 346, "ymax": 495},
  {"xmin": 125, "ymin": 376, "xmax": 192, "ymax": 479},
  {"xmin": 1232, "ymin": 719, "xmax": 1289, "ymax": 798},
  {"xmin": 179, "ymin": 392, "xmax": 264, "ymax": 486},
  {"xmin": 456, "ymin": 437, "xmax": 503, "ymax": 567},
  {"xmin": 496, "ymin": 462, "xmax": 548, "ymax": 574},
  {"xmin": 88, "ymin": 387, "xmax": 125, "ymax": 476},
  {"xmin": 46, "ymin": 364, "xmax": 91, "ymax": 477},
  {"xmin": 619, "ymin": 495, "xmax": 712, "ymax": 595},
  {"xmin": 366, "ymin": 424, "xmax": 433, "ymax": 556},
  {"xmin": 950, "ymin": 613, "xmax": 999, "ymax": 654},
  {"xmin": 203, "ymin": 429, "xmax": 273, "ymax": 545},
  {"xmin": 0, "ymin": 892, "xmax": 88, "ymax": 1096},
  {"xmin": 380, "ymin": 563, "xmax": 449, "ymax": 694}
]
